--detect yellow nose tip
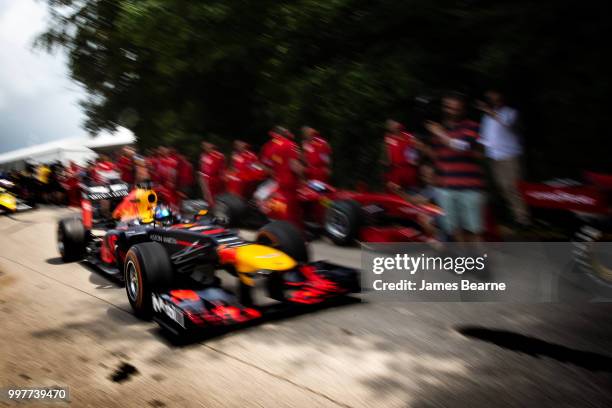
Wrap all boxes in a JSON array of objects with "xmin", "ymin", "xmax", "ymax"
[{"xmin": 233, "ymin": 244, "xmax": 297, "ymax": 273}]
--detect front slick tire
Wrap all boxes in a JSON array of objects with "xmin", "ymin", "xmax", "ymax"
[
  {"xmin": 257, "ymin": 220, "xmax": 309, "ymax": 263},
  {"xmin": 214, "ymin": 193, "xmax": 247, "ymax": 227},
  {"xmin": 124, "ymin": 242, "xmax": 173, "ymax": 319}
]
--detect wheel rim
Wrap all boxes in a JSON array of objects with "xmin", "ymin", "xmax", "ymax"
[
  {"xmin": 126, "ymin": 260, "xmax": 139, "ymax": 301},
  {"xmin": 326, "ymin": 208, "xmax": 350, "ymax": 239},
  {"xmin": 213, "ymin": 203, "xmax": 230, "ymax": 225}
]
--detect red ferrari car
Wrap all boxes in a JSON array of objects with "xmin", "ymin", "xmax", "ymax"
[
  {"xmin": 214, "ymin": 171, "xmax": 443, "ymax": 245},
  {"xmin": 520, "ymin": 171, "xmax": 612, "ymax": 299}
]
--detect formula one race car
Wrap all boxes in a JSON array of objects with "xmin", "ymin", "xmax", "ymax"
[
  {"xmin": 520, "ymin": 171, "xmax": 612, "ymax": 241},
  {"xmin": 57, "ymin": 185, "xmax": 359, "ymax": 334},
  {"xmin": 214, "ymin": 177, "xmax": 443, "ymax": 245},
  {"xmin": 0, "ymin": 179, "xmax": 33, "ymax": 215},
  {"xmin": 521, "ymin": 171, "xmax": 612, "ymax": 299}
]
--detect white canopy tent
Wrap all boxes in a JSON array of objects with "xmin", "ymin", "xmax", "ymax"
[{"xmin": 0, "ymin": 127, "xmax": 135, "ymax": 170}]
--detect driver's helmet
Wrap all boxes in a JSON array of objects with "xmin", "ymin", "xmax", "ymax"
[
  {"xmin": 114, "ymin": 187, "xmax": 157, "ymax": 223},
  {"xmin": 154, "ymin": 205, "xmax": 174, "ymax": 225}
]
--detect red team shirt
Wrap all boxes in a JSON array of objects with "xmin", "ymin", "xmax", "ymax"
[
  {"xmin": 262, "ymin": 136, "xmax": 300, "ymax": 190},
  {"xmin": 259, "ymin": 134, "xmax": 302, "ymax": 226},
  {"xmin": 200, "ymin": 150, "xmax": 225, "ymax": 179},
  {"xmin": 260, "ymin": 136, "xmax": 279, "ymax": 169},
  {"xmin": 145, "ymin": 156, "xmax": 160, "ymax": 184},
  {"xmin": 176, "ymin": 155, "xmax": 194, "ymax": 190},
  {"xmin": 199, "ymin": 150, "xmax": 226, "ymax": 198},
  {"xmin": 117, "ymin": 155, "xmax": 134, "ymax": 184},
  {"xmin": 303, "ymin": 135, "xmax": 331, "ymax": 182},
  {"xmin": 159, "ymin": 155, "xmax": 179, "ymax": 189},
  {"xmin": 231, "ymin": 149, "xmax": 259, "ymax": 177},
  {"xmin": 384, "ymin": 131, "xmax": 418, "ymax": 188}
]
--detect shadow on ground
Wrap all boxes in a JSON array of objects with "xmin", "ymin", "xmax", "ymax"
[
  {"xmin": 457, "ymin": 326, "xmax": 612, "ymax": 373},
  {"xmin": 45, "ymin": 257, "xmax": 64, "ymax": 265}
]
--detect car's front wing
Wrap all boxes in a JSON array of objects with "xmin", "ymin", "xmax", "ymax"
[{"xmin": 151, "ymin": 261, "xmax": 360, "ymax": 334}]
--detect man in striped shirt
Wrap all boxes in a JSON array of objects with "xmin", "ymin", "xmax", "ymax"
[{"xmin": 418, "ymin": 93, "xmax": 486, "ymax": 242}]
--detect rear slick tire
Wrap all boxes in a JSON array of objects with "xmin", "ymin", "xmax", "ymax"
[{"xmin": 58, "ymin": 218, "xmax": 86, "ymax": 262}]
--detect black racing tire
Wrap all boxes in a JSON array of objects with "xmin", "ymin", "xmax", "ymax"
[
  {"xmin": 324, "ymin": 199, "xmax": 361, "ymax": 246},
  {"xmin": 213, "ymin": 193, "xmax": 247, "ymax": 227},
  {"xmin": 257, "ymin": 220, "xmax": 309, "ymax": 263},
  {"xmin": 58, "ymin": 218, "xmax": 87, "ymax": 262},
  {"xmin": 124, "ymin": 242, "xmax": 173, "ymax": 319}
]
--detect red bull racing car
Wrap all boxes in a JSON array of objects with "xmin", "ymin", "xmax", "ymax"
[{"xmin": 57, "ymin": 184, "xmax": 359, "ymax": 334}]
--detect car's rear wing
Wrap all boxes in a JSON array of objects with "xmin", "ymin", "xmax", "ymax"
[{"xmin": 82, "ymin": 183, "xmax": 130, "ymax": 201}]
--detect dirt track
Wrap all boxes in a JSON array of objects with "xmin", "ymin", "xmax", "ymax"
[{"xmin": 1, "ymin": 207, "xmax": 611, "ymax": 407}]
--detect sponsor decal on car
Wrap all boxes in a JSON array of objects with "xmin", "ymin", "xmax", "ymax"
[
  {"xmin": 152, "ymin": 294, "xmax": 185, "ymax": 327},
  {"xmin": 150, "ymin": 234, "xmax": 177, "ymax": 245},
  {"xmin": 526, "ymin": 190, "xmax": 596, "ymax": 205}
]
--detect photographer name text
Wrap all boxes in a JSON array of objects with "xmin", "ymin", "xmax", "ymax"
[{"xmin": 372, "ymin": 279, "xmax": 506, "ymax": 292}]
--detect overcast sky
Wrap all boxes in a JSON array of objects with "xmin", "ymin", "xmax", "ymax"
[{"xmin": 0, "ymin": 0, "xmax": 86, "ymax": 153}]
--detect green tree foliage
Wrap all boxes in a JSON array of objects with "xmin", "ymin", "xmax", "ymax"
[{"xmin": 38, "ymin": 0, "xmax": 612, "ymax": 184}]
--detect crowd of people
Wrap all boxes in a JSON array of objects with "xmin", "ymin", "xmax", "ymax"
[{"xmin": 1, "ymin": 88, "xmax": 528, "ymax": 242}]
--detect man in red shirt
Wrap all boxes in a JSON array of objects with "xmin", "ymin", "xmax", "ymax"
[
  {"xmin": 260, "ymin": 130, "xmax": 281, "ymax": 171},
  {"xmin": 301, "ymin": 126, "xmax": 332, "ymax": 182},
  {"xmin": 133, "ymin": 153, "xmax": 149, "ymax": 184},
  {"xmin": 231, "ymin": 140, "xmax": 259, "ymax": 176},
  {"xmin": 65, "ymin": 161, "xmax": 82, "ymax": 207},
  {"xmin": 260, "ymin": 127, "xmax": 303, "ymax": 227},
  {"xmin": 227, "ymin": 140, "xmax": 264, "ymax": 198},
  {"xmin": 158, "ymin": 147, "xmax": 179, "ymax": 188},
  {"xmin": 176, "ymin": 152, "xmax": 194, "ymax": 196},
  {"xmin": 144, "ymin": 148, "xmax": 161, "ymax": 185},
  {"xmin": 116, "ymin": 147, "xmax": 136, "ymax": 185},
  {"xmin": 383, "ymin": 119, "xmax": 419, "ymax": 192},
  {"xmin": 261, "ymin": 127, "xmax": 301, "ymax": 189},
  {"xmin": 167, "ymin": 148, "xmax": 192, "ymax": 206},
  {"xmin": 154, "ymin": 147, "xmax": 180, "ymax": 209},
  {"xmin": 199, "ymin": 141, "xmax": 226, "ymax": 205}
]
